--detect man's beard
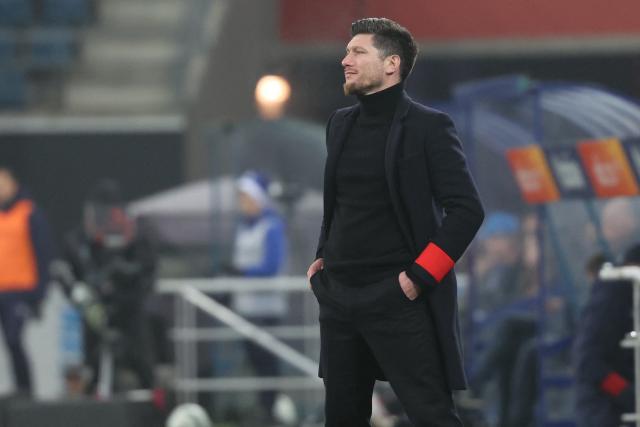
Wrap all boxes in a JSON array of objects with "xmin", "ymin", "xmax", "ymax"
[{"xmin": 343, "ymin": 75, "xmax": 382, "ymax": 96}]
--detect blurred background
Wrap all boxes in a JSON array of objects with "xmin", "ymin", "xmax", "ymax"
[{"xmin": 2, "ymin": 0, "xmax": 640, "ymax": 426}]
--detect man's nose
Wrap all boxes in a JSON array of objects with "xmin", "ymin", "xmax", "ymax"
[{"xmin": 341, "ymin": 54, "xmax": 352, "ymax": 68}]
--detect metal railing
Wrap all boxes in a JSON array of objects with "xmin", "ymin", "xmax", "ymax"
[{"xmin": 157, "ymin": 276, "xmax": 322, "ymax": 404}]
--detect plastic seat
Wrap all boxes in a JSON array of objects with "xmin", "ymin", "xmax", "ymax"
[
  {"xmin": 0, "ymin": 0, "xmax": 33, "ymax": 26},
  {"xmin": 28, "ymin": 29, "xmax": 76, "ymax": 69},
  {"xmin": 41, "ymin": 0, "xmax": 92, "ymax": 25},
  {"xmin": 0, "ymin": 67, "xmax": 27, "ymax": 108},
  {"xmin": 0, "ymin": 31, "xmax": 17, "ymax": 64}
]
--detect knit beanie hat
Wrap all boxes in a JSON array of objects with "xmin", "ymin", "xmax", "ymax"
[{"xmin": 236, "ymin": 170, "xmax": 271, "ymax": 209}]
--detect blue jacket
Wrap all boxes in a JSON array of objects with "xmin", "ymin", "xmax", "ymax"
[
  {"xmin": 231, "ymin": 208, "xmax": 287, "ymax": 317},
  {"xmin": 233, "ymin": 208, "xmax": 286, "ymax": 276}
]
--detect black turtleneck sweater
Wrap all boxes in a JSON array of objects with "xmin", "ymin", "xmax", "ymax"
[{"xmin": 324, "ymin": 83, "xmax": 413, "ymax": 286}]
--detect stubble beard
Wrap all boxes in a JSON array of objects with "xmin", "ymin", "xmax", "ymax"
[
  {"xmin": 343, "ymin": 74, "xmax": 383, "ymax": 96},
  {"xmin": 343, "ymin": 81, "xmax": 362, "ymax": 96}
]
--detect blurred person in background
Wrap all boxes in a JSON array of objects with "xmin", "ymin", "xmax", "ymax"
[
  {"xmin": 229, "ymin": 170, "xmax": 287, "ymax": 423},
  {"xmin": 470, "ymin": 212, "xmax": 541, "ymax": 427},
  {"xmin": 585, "ymin": 253, "xmax": 608, "ymax": 283},
  {"xmin": 599, "ymin": 198, "xmax": 640, "ymax": 262},
  {"xmin": 573, "ymin": 243, "xmax": 640, "ymax": 427},
  {"xmin": 307, "ymin": 18, "xmax": 484, "ymax": 426},
  {"xmin": 580, "ymin": 252, "xmax": 608, "ymax": 308},
  {"xmin": 578, "ymin": 198, "xmax": 640, "ymax": 305},
  {"xmin": 59, "ymin": 179, "xmax": 156, "ymax": 394},
  {"xmin": 0, "ymin": 163, "xmax": 53, "ymax": 397},
  {"xmin": 472, "ymin": 212, "xmax": 534, "ymax": 313}
]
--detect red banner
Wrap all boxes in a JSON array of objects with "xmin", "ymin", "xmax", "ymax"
[
  {"xmin": 577, "ymin": 138, "xmax": 640, "ymax": 197},
  {"xmin": 506, "ymin": 146, "xmax": 560, "ymax": 204}
]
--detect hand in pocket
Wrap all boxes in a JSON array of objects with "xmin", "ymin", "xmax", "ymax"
[
  {"xmin": 307, "ymin": 258, "xmax": 324, "ymax": 287},
  {"xmin": 398, "ymin": 271, "xmax": 420, "ymax": 300}
]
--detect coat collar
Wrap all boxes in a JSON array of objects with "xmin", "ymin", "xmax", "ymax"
[{"xmin": 328, "ymin": 90, "xmax": 412, "ymax": 164}]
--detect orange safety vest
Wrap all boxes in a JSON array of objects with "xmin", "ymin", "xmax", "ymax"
[{"xmin": 0, "ymin": 199, "xmax": 39, "ymax": 292}]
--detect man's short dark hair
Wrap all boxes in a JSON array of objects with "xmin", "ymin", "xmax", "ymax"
[{"xmin": 351, "ymin": 17, "xmax": 418, "ymax": 81}]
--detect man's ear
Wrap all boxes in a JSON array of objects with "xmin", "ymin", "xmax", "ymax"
[{"xmin": 384, "ymin": 54, "xmax": 401, "ymax": 76}]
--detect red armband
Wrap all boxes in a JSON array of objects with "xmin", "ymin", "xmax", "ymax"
[{"xmin": 415, "ymin": 242, "xmax": 454, "ymax": 283}]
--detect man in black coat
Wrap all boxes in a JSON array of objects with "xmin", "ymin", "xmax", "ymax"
[{"xmin": 306, "ymin": 18, "xmax": 484, "ymax": 427}]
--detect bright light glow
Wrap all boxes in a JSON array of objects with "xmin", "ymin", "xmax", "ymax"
[{"xmin": 255, "ymin": 75, "xmax": 291, "ymax": 106}]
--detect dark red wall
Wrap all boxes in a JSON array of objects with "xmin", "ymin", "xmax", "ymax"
[{"xmin": 281, "ymin": 0, "xmax": 640, "ymax": 42}]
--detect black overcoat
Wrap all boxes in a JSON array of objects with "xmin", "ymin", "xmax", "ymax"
[{"xmin": 315, "ymin": 91, "xmax": 484, "ymax": 390}]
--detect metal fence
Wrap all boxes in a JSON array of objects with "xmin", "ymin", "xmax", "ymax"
[{"xmin": 157, "ymin": 276, "xmax": 322, "ymax": 408}]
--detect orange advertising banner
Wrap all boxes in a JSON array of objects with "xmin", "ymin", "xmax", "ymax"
[
  {"xmin": 577, "ymin": 138, "xmax": 640, "ymax": 197},
  {"xmin": 506, "ymin": 145, "xmax": 560, "ymax": 204}
]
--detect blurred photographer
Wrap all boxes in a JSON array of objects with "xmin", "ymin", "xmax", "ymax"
[{"xmin": 59, "ymin": 179, "xmax": 156, "ymax": 393}]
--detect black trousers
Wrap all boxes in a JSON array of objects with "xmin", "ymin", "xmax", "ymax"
[
  {"xmin": 0, "ymin": 299, "xmax": 32, "ymax": 393},
  {"xmin": 310, "ymin": 270, "xmax": 462, "ymax": 427},
  {"xmin": 85, "ymin": 308, "xmax": 154, "ymax": 391}
]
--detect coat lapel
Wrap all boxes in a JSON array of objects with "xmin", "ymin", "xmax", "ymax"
[
  {"xmin": 323, "ymin": 105, "xmax": 359, "ymax": 225},
  {"xmin": 323, "ymin": 94, "xmax": 415, "ymax": 254},
  {"xmin": 385, "ymin": 92, "xmax": 415, "ymax": 252}
]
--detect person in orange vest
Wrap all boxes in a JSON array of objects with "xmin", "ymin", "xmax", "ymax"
[{"xmin": 0, "ymin": 163, "xmax": 53, "ymax": 396}]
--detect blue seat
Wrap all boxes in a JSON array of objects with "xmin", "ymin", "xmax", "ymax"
[
  {"xmin": 0, "ymin": 0, "xmax": 33, "ymax": 26},
  {"xmin": 41, "ymin": 0, "xmax": 92, "ymax": 25},
  {"xmin": 0, "ymin": 31, "xmax": 17, "ymax": 64},
  {"xmin": 28, "ymin": 29, "xmax": 76, "ymax": 68},
  {"xmin": 0, "ymin": 67, "xmax": 27, "ymax": 108}
]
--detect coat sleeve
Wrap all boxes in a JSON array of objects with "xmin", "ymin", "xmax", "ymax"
[
  {"xmin": 314, "ymin": 111, "xmax": 336, "ymax": 260},
  {"xmin": 406, "ymin": 112, "xmax": 484, "ymax": 289}
]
